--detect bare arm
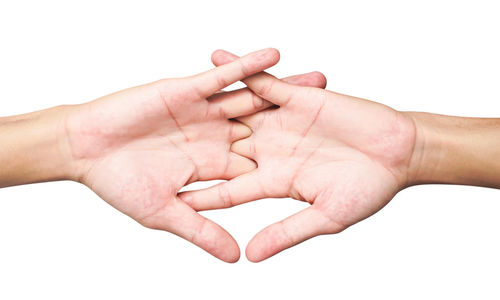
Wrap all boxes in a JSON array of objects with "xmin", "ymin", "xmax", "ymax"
[
  {"xmin": 0, "ymin": 106, "xmax": 77, "ymax": 188},
  {"xmin": 408, "ymin": 112, "xmax": 500, "ymax": 189}
]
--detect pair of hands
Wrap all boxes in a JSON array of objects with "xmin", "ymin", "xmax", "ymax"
[{"xmin": 64, "ymin": 49, "xmax": 417, "ymax": 262}]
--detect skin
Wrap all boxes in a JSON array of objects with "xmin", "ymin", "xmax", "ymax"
[
  {"xmin": 0, "ymin": 48, "xmax": 327, "ymax": 263},
  {"xmin": 2, "ymin": 49, "xmax": 500, "ymax": 263},
  {"xmin": 181, "ymin": 50, "xmax": 500, "ymax": 262}
]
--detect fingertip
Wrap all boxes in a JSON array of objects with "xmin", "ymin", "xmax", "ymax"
[
  {"xmin": 281, "ymin": 71, "xmax": 327, "ymax": 88},
  {"xmin": 178, "ymin": 192, "xmax": 192, "ymax": 205},
  {"xmin": 245, "ymin": 246, "xmax": 263, "ymax": 263},
  {"xmin": 211, "ymin": 48, "xmax": 280, "ymax": 71},
  {"xmin": 249, "ymin": 48, "xmax": 280, "ymax": 71},
  {"xmin": 211, "ymin": 49, "xmax": 224, "ymax": 60},
  {"xmin": 225, "ymin": 153, "xmax": 257, "ymax": 179},
  {"xmin": 204, "ymin": 221, "xmax": 241, "ymax": 263},
  {"xmin": 230, "ymin": 122, "xmax": 253, "ymax": 141},
  {"xmin": 230, "ymin": 139, "xmax": 256, "ymax": 161},
  {"xmin": 263, "ymin": 48, "xmax": 280, "ymax": 66},
  {"xmin": 267, "ymin": 47, "xmax": 280, "ymax": 60},
  {"xmin": 210, "ymin": 49, "xmax": 220, "ymax": 63},
  {"xmin": 245, "ymin": 240, "xmax": 269, "ymax": 263},
  {"xmin": 177, "ymin": 190, "xmax": 211, "ymax": 212},
  {"xmin": 220, "ymin": 238, "xmax": 241, "ymax": 263},
  {"xmin": 245, "ymin": 229, "xmax": 275, "ymax": 262},
  {"xmin": 311, "ymin": 71, "xmax": 327, "ymax": 88},
  {"xmin": 226, "ymin": 245, "xmax": 241, "ymax": 263},
  {"xmin": 211, "ymin": 49, "xmax": 237, "ymax": 66}
]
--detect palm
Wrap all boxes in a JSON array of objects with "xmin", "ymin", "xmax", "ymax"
[
  {"xmin": 183, "ymin": 51, "xmax": 416, "ymax": 261},
  {"xmin": 62, "ymin": 48, "xmax": 287, "ymax": 262},
  {"xmin": 64, "ymin": 80, "xmax": 254, "ymax": 262},
  {"xmin": 68, "ymin": 81, "xmax": 242, "ymax": 222},
  {"xmin": 239, "ymin": 87, "xmax": 415, "ymax": 228}
]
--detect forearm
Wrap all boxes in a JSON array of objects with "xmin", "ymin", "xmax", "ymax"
[
  {"xmin": 0, "ymin": 106, "xmax": 77, "ymax": 188},
  {"xmin": 406, "ymin": 112, "xmax": 500, "ymax": 189}
]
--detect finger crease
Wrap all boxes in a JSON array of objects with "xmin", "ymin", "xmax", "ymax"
[
  {"xmin": 192, "ymin": 218, "xmax": 209, "ymax": 244},
  {"xmin": 278, "ymin": 220, "xmax": 295, "ymax": 246},
  {"xmin": 218, "ymin": 183, "xmax": 233, "ymax": 208}
]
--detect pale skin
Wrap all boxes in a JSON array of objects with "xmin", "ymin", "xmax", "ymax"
[
  {"xmin": 180, "ymin": 50, "xmax": 500, "ymax": 262},
  {"xmin": 0, "ymin": 48, "xmax": 327, "ymax": 262},
  {"xmin": 2, "ymin": 49, "xmax": 500, "ymax": 263}
]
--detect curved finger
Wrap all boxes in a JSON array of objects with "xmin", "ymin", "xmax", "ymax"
[
  {"xmin": 222, "ymin": 152, "xmax": 256, "ymax": 179},
  {"xmin": 192, "ymin": 48, "xmax": 280, "ymax": 97},
  {"xmin": 208, "ymin": 88, "xmax": 272, "ymax": 119},
  {"xmin": 208, "ymin": 72, "xmax": 327, "ymax": 118},
  {"xmin": 229, "ymin": 121, "xmax": 252, "ymax": 142},
  {"xmin": 282, "ymin": 71, "xmax": 327, "ymax": 88},
  {"xmin": 245, "ymin": 206, "xmax": 343, "ymax": 262},
  {"xmin": 211, "ymin": 49, "xmax": 301, "ymax": 106},
  {"xmin": 212, "ymin": 50, "xmax": 326, "ymax": 88},
  {"xmin": 179, "ymin": 170, "xmax": 266, "ymax": 211},
  {"xmin": 230, "ymin": 138, "xmax": 256, "ymax": 159},
  {"xmin": 140, "ymin": 198, "xmax": 240, "ymax": 263}
]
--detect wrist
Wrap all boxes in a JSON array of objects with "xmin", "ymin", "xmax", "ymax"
[
  {"xmin": 404, "ymin": 111, "xmax": 445, "ymax": 186},
  {"xmin": 56, "ymin": 104, "xmax": 89, "ymax": 183},
  {"xmin": 404, "ymin": 111, "xmax": 500, "ymax": 188},
  {"xmin": 36, "ymin": 104, "xmax": 86, "ymax": 183},
  {"xmin": 0, "ymin": 105, "xmax": 83, "ymax": 187}
]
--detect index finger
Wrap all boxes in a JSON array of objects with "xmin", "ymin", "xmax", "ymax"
[
  {"xmin": 192, "ymin": 48, "xmax": 280, "ymax": 98},
  {"xmin": 207, "ymin": 71, "xmax": 328, "ymax": 119},
  {"xmin": 211, "ymin": 49, "xmax": 301, "ymax": 106}
]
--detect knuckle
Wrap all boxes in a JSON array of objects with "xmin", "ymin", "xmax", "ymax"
[
  {"xmin": 278, "ymin": 221, "xmax": 295, "ymax": 245},
  {"xmin": 191, "ymin": 218, "xmax": 209, "ymax": 244},
  {"xmin": 250, "ymin": 92, "xmax": 263, "ymax": 109},
  {"xmin": 215, "ymin": 72, "xmax": 229, "ymax": 89},
  {"xmin": 217, "ymin": 183, "xmax": 233, "ymax": 208},
  {"xmin": 257, "ymin": 79, "xmax": 275, "ymax": 97},
  {"xmin": 217, "ymin": 104, "xmax": 227, "ymax": 118},
  {"xmin": 239, "ymin": 60, "xmax": 251, "ymax": 77}
]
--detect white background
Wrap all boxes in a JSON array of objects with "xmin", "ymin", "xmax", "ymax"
[{"xmin": 1, "ymin": 0, "xmax": 499, "ymax": 299}]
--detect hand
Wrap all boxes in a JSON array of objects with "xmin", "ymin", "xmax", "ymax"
[
  {"xmin": 181, "ymin": 50, "xmax": 417, "ymax": 262},
  {"xmin": 62, "ymin": 49, "xmax": 326, "ymax": 262}
]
